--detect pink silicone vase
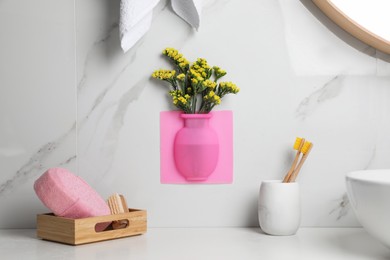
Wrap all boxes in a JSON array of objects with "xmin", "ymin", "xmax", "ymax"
[{"xmin": 174, "ymin": 113, "xmax": 219, "ymax": 181}]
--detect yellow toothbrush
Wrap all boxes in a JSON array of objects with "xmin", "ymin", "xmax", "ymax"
[
  {"xmin": 283, "ymin": 137, "xmax": 305, "ymax": 183},
  {"xmin": 288, "ymin": 141, "xmax": 313, "ymax": 182}
]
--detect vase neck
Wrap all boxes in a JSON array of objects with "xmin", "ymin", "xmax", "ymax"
[{"xmin": 181, "ymin": 114, "xmax": 212, "ymax": 128}]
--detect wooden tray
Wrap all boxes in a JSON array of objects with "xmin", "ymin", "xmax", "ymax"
[{"xmin": 37, "ymin": 208, "xmax": 147, "ymax": 245}]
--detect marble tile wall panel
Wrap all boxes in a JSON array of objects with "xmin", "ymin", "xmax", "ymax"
[{"xmin": 0, "ymin": 0, "xmax": 76, "ymax": 228}]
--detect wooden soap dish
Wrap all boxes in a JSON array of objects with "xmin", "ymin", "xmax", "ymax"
[{"xmin": 36, "ymin": 208, "xmax": 147, "ymax": 245}]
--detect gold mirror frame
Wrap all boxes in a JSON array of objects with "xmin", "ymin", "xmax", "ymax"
[{"xmin": 313, "ymin": 0, "xmax": 390, "ymax": 54}]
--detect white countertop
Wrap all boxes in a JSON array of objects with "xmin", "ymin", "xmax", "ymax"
[{"xmin": 1, "ymin": 228, "xmax": 389, "ymax": 260}]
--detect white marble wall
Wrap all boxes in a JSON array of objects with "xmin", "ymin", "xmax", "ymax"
[
  {"xmin": 1, "ymin": 0, "xmax": 389, "ymax": 228},
  {"xmin": 0, "ymin": 0, "xmax": 76, "ymax": 228}
]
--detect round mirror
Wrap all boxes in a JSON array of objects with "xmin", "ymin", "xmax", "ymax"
[{"xmin": 313, "ymin": 0, "xmax": 390, "ymax": 54}]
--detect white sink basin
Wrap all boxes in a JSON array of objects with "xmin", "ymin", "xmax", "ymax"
[{"xmin": 346, "ymin": 169, "xmax": 390, "ymax": 248}]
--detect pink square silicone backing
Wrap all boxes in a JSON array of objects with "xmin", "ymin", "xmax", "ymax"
[{"xmin": 160, "ymin": 110, "xmax": 233, "ymax": 184}]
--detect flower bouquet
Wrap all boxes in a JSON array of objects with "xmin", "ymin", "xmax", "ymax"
[{"xmin": 152, "ymin": 48, "xmax": 239, "ymax": 113}]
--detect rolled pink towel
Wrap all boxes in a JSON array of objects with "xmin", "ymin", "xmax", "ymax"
[{"xmin": 34, "ymin": 168, "xmax": 111, "ymax": 231}]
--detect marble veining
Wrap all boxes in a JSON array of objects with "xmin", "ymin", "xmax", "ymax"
[
  {"xmin": 0, "ymin": 124, "xmax": 76, "ymax": 197},
  {"xmin": 81, "ymin": 50, "xmax": 139, "ymax": 123},
  {"xmin": 77, "ymin": 15, "xmax": 143, "ymax": 125},
  {"xmin": 77, "ymin": 22, "xmax": 119, "ymax": 91},
  {"xmin": 328, "ymin": 145, "xmax": 379, "ymax": 222},
  {"xmin": 98, "ymin": 78, "xmax": 148, "ymax": 177},
  {"xmin": 330, "ymin": 193, "xmax": 350, "ymax": 221},
  {"xmin": 107, "ymin": 78, "xmax": 148, "ymax": 136},
  {"xmin": 365, "ymin": 146, "xmax": 377, "ymax": 169},
  {"xmin": 77, "ymin": 48, "xmax": 145, "ymax": 166},
  {"xmin": 296, "ymin": 75, "xmax": 343, "ymax": 120}
]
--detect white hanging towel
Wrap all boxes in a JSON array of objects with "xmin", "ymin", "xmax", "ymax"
[
  {"xmin": 171, "ymin": 0, "xmax": 203, "ymax": 30},
  {"xmin": 120, "ymin": 0, "xmax": 160, "ymax": 52}
]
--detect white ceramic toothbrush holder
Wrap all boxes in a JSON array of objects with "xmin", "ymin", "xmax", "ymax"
[{"xmin": 258, "ymin": 180, "xmax": 301, "ymax": 236}]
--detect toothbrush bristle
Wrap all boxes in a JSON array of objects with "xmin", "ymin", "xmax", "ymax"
[
  {"xmin": 301, "ymin": 141, "xmax": 312, "ymax": 154},
  {"xmin": 293, "ymin": 137, "xmax": 303, "ymax": 150}
]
